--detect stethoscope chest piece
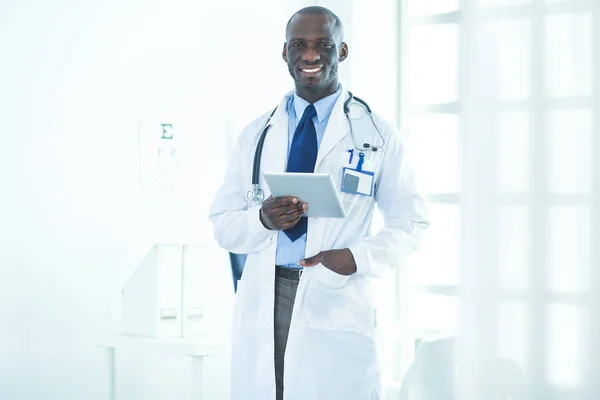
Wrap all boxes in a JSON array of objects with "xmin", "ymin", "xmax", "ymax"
[{"xmin": 247, "ymin": 184, "xmax": 264, "ymax": 204}]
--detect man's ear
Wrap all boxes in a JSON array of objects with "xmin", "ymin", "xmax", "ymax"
[
  {"xmin": 282, "ymin": 43, "xmax": 288, "ymax": 63},
  {"xmin": 339, "ymin": 42, "xmax": 349, "ymax": 62}
]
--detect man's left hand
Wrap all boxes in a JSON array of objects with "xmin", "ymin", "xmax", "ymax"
[{"xmin": 299, "ymin": 249, "xmax": 357, "ymax": 276}]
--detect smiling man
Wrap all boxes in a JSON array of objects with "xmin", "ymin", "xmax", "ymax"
[
  {"xmin": 209, "ymin": 6, "xmax": 429, "ymax": 400},
  {"xmin": 283, "ymin": 9, "xmax": 346, "ymax": 103}
]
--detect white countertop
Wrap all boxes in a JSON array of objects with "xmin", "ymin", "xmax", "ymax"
[{"xmin": 96, "ymin": 334, "xmax": 228, "ymax": 357}]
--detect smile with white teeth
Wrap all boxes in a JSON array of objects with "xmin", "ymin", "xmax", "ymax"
[{"xmin": 301, "ymin": 66, "xmax": 323, "ymax": 73}]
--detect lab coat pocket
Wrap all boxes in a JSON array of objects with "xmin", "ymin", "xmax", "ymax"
[
  {"xmin": 315, "ymin": 263, "xmax": 350, "ymax": 289},
  {"xmin": 304, "ymin": 265, "xmax": 369, "ymax": 333},
  {"xmin": 341, "ymin": 191, "xmax": 372, "ymax": 217},
  {"xmin": 341, "ymin": 190, "xmax": 371, "ymax": 205},
  {"xmin": 232, "ymin": 279, "xmax": 246, "ymax": 343}
]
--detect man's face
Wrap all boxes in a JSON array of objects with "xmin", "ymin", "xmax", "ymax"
[{"xmin": 282, "ymin": 13, "xmax": 347, "ymax": 92}]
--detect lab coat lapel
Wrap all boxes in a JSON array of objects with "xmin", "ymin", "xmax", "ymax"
[{"xmin": 314, "ymin": 90, "xmax": 350, "ymax": 171}]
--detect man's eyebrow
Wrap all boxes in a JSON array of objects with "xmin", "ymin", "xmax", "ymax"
[{"xmin": 288, "ymin": 36, "xmax": 334, "ymax": 42}]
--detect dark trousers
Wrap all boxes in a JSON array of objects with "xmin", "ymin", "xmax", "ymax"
[{"xmin": 274, "ymin": 267, "xmax": 301, "ymax": 400}]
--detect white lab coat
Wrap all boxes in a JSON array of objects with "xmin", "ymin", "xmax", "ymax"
[{"xmin": 209, "ymin": 87, "xmax": 429, "ymax": 400}]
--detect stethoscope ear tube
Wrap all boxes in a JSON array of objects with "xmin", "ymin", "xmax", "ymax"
[
  {"xmin": 343, "ymin": 92, "xmax": 353, "ymax": 114},
  {"xmin": 252, "ymin": 107, "xmax": 278, "ymax": 186},
  {"xmin": 252, "ymin": 126, "xmax": 270, "ymax": 186},
  {"xmin": 345, "ymin": 91, "xmax": 372, "ymax": 114}
]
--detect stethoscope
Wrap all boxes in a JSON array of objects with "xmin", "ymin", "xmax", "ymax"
[{"xmin": 246, "ymin": 92, "xmax": 385, "ymax": 204}]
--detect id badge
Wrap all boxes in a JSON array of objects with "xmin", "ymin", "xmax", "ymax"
[
  {"xmin": 341, "ymin": 167, "xmax": 374, "ymax": 196},
  {"xmin": 341, "ymin": 150, "xmax": 375, "ymax": 196}
]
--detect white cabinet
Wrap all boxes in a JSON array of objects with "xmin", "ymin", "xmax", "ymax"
[{"xmin": 121, "ymin": 243, "xmax": 229, "ymax": 338}]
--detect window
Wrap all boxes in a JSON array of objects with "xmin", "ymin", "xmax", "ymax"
[{"xmin": 398, "ymin": 0, "xmax": 598, "ymax": 397}]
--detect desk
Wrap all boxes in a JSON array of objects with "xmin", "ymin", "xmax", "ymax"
[{"xmin": 96, "ymin": 334, "xmax": 225, "ymax": 400}]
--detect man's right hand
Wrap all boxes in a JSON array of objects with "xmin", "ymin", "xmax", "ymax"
[{"xmin": 259, "ymin": 196, "xmax": 308, "ymax": 231}]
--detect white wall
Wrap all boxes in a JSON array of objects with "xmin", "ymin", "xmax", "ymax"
[
  {"xmin": 0, "ymin": 0, "xmax": 313, "ymax": 398},
  {"xmin": 1, "ymin": 2, "xmax": 136, "ymax": 398}
]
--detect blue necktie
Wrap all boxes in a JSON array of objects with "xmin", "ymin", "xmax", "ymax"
[{"xmin": 284, "ymin": 104, "xmax": 317, "ymax": 242}]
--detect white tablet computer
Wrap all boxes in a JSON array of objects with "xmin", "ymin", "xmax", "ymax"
[{"xmin": 263, "ymin": 172, "xmax": 347, "ymax": 218}]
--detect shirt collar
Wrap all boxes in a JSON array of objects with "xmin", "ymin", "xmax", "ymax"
[{"xmin": 291, "ymin": 84, "xmax": 342, "ymax": 123}]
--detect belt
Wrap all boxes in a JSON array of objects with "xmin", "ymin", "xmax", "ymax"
[{"xmin": 275, "ymin": 265, "xmax": 303, "ymax": 281}]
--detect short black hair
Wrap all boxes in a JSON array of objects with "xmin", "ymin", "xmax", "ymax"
[{"xmin": 285, "ymin": 6, "xmax": 344, "ymax": 44}]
